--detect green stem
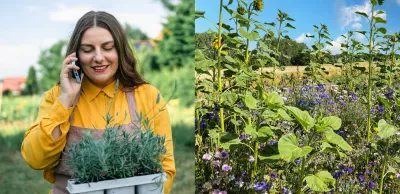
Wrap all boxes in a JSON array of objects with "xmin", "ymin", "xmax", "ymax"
[
  {"xmin": 297, "ymin": 156, "xmax": 306, "ymax": 194},
  {"xmin": 379, "ymin": 139, "xmax": 390, "ymax": 194},
  {"xmin": 244, "ymin": 5, "xmax": 252, "ymax": 65},
  {"xmin": 217, "ymin": 0, "xmax": 224, "ymax": 133},
  {"xmin": 367, "ymin": 4, "xmax": 375, "ymax": 143},
  {"xmin": 252, "ymin": 142, "xmax": 259, "ymax": 178}
]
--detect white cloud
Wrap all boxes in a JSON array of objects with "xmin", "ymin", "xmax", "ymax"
[
  {"xmin": 49, "ymin": 3, "xmax": 97, "ymax": 22},
  {"xmin": 48, "ymin": 3, "xmax": 166, "ymax": 38},
  {"xmin": 326, "ymin": 36, "xmax": 346, "ymax": 55},
  {"xmin": 355, "ymin": 32, "xmax": 365, "ymax": 42},
  {"xmin": 351, "ymin": 22, "xmax": 362, "ymax": 29},
  {"xmin": 397, "ymin": 0, "xmax": 400, "ymax": 5},
  {"xmin": 25, "ymin": 5, "xmax": 40, "ymax": 12},
  {"xmin": 338, "ymin": 0, "xmax": 386, "ymax": 30},
  {"xmin": 0, "ymin": 39, "xmax": 57, "ymax": 79},
  {"xmin": 114, "ymin": 12, "xmax": 166, "ymax": 38},
  {"xmin": 295, "ymin": 33, "xmax": 312, "ymax": 43}
]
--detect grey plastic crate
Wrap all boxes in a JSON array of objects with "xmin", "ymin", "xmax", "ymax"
[{"xmin": 66, "ymin": 173, "xmax": 167, "ymax": 194}]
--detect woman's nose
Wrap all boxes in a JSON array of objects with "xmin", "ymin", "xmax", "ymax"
[{"xmin": 94, "ymin": 49, "xmax": 104, "ymax": 63}]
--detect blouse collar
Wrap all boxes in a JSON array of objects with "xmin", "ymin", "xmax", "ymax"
[{"xmin": 81, "ymin": 77, "xmax": 118, "ymax": 101}]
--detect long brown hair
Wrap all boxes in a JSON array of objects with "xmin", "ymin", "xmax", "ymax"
[{"xmin": 65, "ymin": 11, "xmax": 147, "ymax": 91}]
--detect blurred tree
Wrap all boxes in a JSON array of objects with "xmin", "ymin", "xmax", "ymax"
[
  {"xmin": 124, "ymin": 23, "xmax": 149, "ymax": 40},
  {"xmin": 157, "ymin": 0, "xmax": 195, "ymax": 68},
  {"xmin": 37, "ymin": 40, "xmax": 67, "ymax": 92},
  {"xmin": 195, "ymin": 31, "xmax": 217, "ymax": 59},
  {"xmin": 22, "ymin": 66, "xmax": 40, "ymax": 95},
  {"xmin": 264, "ymin": 37, "xmax": 308, "ymax": 66},
  {"xmin": 291, "ymin": 52, "xmax": 311, "ymax": 67}
]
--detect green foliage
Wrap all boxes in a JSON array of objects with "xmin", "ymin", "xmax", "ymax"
[
  {"xmin": 22, "ymin": 66, "xmax": 40, "ymax": 95},
  {"xmin": 0, "ymin": 95, "xmax": 40, "ymax": 123},
  {"xmin": 124, "ymin": 23, "xmax": 149, "ymax": 40},
  {"xmin": 278, "ymin": 133, "xmax": 312, "ymax": 162},
  {"xmin": 37, "ymin": 40, "xmax": 67, "ymax": 92},
  {"xmin": 304, "ymin": 171, "xmax": 336, "ymax": 192},
  {"xmin": 157, "ymin": 0, "xmax": 195, "ymax": 68},
  {"xmin": 145, "ymin": 65, "xmax": 194, "ymax": 107},
  {"xmin": 262, "ymin": 38, "xmax": 308, "ymax": 67},
  {"xmin": 377, "ymin": 119, "xmax": 398, "ymax": 139},
  {"xmin": 303, "ymin": 24, "xmax": 332, "ymax": 83},
  {"xmin": 67, "ymin": 126, "xmax": 167, "ymax": 183}
]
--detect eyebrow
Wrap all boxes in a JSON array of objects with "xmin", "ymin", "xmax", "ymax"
[{"xmin": 80, "ymin": 41, "xmax": 114, "ymax": 47}]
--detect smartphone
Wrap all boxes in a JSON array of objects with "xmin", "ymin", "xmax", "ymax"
[{"xmin": 71, "ymin": 60, "xmax": 82, "ymax": 83}]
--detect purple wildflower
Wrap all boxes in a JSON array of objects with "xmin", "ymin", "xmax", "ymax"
[
  {"xmin": 213, "ymin": 160, "xmax": 221, "ymax": 167},
  {"xmin": 222, "ymin": 164, "xmax": 232, "ymax": 171},
  {"xmin": 212, "ymin": 190, "xmax": 227, "ymax": 194},
  {"xmin": 270, "ymin": 172, "xmax": 277, "ymax": 179},
  {"xmin": 220, "ymin": 151, "xmax": 229, "ymax": 159},
  {"xmin": 368, "ymin": 161, "xmax": 375, "ymax": 166},
  {"xmin": 202, "ymin": 153, "xmax": 212, "ymax": 160},
  {"xmin": 259, "ymin": 144, "xmax": 265, "ymax": 150}
]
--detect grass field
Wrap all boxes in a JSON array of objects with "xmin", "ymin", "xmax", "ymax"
[{"xmin": 0, "ymin": 96, "xmax": 194, "ymax": 194}]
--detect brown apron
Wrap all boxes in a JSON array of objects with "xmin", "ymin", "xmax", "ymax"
[{"xmin": 51, "ymin": 90, "xmax": 141, "ymax": 194}]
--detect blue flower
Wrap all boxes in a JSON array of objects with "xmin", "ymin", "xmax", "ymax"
[
  {"xmin": 294, "ymin": 159, "xmax": 301, "ymax": 164},
  {"xmin": 344, "ymin": 167, "xmax": 353, "ymax": 173},
  {"xmin": 270, "ymin": 172, "xmax": 277, "ymax": 179},
  {"xmin": 352, "ymin": 94, "xmax": 358, "ymax": 101},
  {"xmin": 254, "ymin": 182, "xmax": 267, "ymax": 191},
  {"xmin": 369, "ymin": 181, "xmax": 375, "ymax": 188},
  {"xmin": 333, "ymin": 171, "xmax": 343, "ymax": 179},
  {"xmin": 200, "ymin": 120, "xmax": 206, "ymax": 129},
  {"xmin": 298, "ymin": 99, "xmax": 306, "ymax": 106},
  {"xmin": 359, "ymin": 175, "xmax": 364, "ymax": 181},
  {"xmin": 268, "ymin": 139, "xmax": 278, "ymax": 145},
  {"xmin": 254, "ymin": 181, "xmax": 271, "ymax": 191},
  {"xmin": 283, "ymin": 187, "xmax": 289, "ymax": 194},
  {"xmin": 214, "ymin": 106, "xmax": 220, "ymax": 112},
  {"xmin": 239, "ymin": 134, "xmax": 251, "ymax": 141}
]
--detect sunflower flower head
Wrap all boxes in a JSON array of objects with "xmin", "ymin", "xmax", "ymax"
[
  {"xmin": 237, "ymin": 5, "xmax": 246, "ymax": 15},
  {"xmin": 253, "ymin": 0, "xmax": 264, "ymax": 12},
  {"xmin": 212, "ymin": 35, "xmax": 224, "ymax": 50}
]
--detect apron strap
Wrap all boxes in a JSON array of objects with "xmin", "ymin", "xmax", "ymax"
[
  {"xmin": 68, "ymin": 89, "xmax": 82, "ymax": 124},
  {"xmin": 126, "ymin": 91, "xmax": 141, "ymax": 130}
]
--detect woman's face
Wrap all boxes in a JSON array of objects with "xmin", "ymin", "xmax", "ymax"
[{"xmin": 78, "ymin": 27, "xmax": 119, "ymax": 88}]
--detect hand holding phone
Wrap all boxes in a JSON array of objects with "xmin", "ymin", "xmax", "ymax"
[{"xmin": 71, "ymin": 61, "xmax": 82, "ymax": 83}]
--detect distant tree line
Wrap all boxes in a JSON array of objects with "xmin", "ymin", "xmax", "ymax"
[{"xmin": 195, "ymin": 31, "xmax": 399, "ymax": 67}]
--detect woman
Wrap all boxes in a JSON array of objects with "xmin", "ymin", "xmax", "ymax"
[{"xmin": 21, "ymin": 11, "xmax": 175, "ymax": 194}]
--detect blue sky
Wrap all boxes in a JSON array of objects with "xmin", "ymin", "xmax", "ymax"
[
  {"xmin": 196, "ymin": 0, "xmax": 400, "ymax": 54},
  {"xmin": 0, "ymin": 0, "xmax": 179, "ymax": 79}
]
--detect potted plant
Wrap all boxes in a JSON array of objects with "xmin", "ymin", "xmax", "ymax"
[{"xmin": 65, "ymin": 118, "xmax": 168, "ymax": 194}]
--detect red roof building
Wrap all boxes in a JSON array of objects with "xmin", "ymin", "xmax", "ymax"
[{"xmin": 0, "ymin": 77, "xmax": 26, "ymax": 95}]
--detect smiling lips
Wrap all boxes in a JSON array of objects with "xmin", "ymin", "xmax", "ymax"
[{"xmin": 92, "ymin": 65, "xmax": 109, "ymax": 72}]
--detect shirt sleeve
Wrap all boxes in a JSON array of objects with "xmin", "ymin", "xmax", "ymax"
[
  {"xmin": 21, "ymin": 85, "xmax": 74, "ymax": 170},
  {"xmin": 151, "ymin": 88, "xmax": 176, "ymax": 194}
]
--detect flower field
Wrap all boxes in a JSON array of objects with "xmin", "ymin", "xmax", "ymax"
[{"xmin": 195, "ymin": 0, "xmax": 400, "ymax": 193}]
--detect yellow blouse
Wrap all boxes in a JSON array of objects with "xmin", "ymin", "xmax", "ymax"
[{"xmin": 21, "ymin": 77, "xmax": 176, "ymax": 194}]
